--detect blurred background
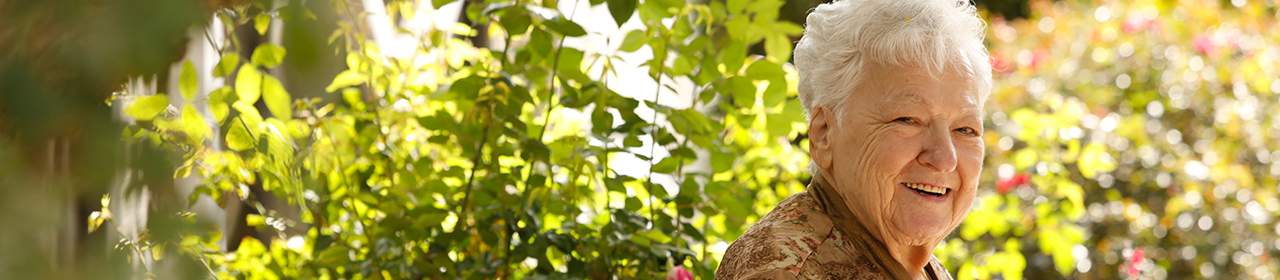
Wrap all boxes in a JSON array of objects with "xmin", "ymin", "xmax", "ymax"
[{"xmin": 1, "ymin": 0, "xmax": 1277, "ymax": 279}]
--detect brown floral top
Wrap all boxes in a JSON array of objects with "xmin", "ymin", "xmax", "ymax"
[{"xmin": 714, "ymin": 190, "xmax": 952, "ymax": 280}]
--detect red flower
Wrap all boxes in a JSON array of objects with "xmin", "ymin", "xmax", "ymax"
[
  {"xmin": 996, "ymin": 173, "xmax": 1030, "ymax": 194},
  {"xmin": 1128, "ymin": 247, "xmax": 1145, "ymax": 276},
  {"xmin": 667, "ymin": 265, "xmax": 693, "ymax": 280}
]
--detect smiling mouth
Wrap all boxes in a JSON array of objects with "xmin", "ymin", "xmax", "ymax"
[{"xmin": 904, "ymin": 183, "xmax": 949, "ymax": 197}]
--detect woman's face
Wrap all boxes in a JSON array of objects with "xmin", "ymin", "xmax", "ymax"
[{"xmin": 812, "ymin": 61, "xmax": 984, "ymax": 247}]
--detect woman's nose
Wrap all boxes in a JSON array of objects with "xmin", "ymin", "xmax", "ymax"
[{"xmin": 918, "ymin": 127, "xmax": 958, "ymax": 173}]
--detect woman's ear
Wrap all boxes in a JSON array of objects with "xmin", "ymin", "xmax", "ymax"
[{"xmin": 809, "ymin": 106, "xmax": 834, "ymax": 170}]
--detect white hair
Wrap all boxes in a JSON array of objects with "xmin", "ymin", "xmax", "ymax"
[{"xmin": 794, "ymin": 0, "xmax": 992, "ymax": 178}]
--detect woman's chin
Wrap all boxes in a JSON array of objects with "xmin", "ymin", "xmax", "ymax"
[{"xmin": 888, "ymin": 215, "xmax": 952, "ymax": 246}]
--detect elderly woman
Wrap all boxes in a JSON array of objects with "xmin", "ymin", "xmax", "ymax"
[{"xmin": 714, "ymin": 0, "xmax": 991, "ymax": 279}]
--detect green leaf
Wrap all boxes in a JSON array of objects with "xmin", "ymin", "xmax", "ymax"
[
  {"xmin": 557, "ymin": 48, "xmax": 591, "ymax": 83},
  {"xmin": 125, "ymin": 95, "xmax": 170, "ymax": 121},
  {"xmin": 315, "ymin": 245, "xmax": 349, "ymax": 267},
  {"xmin": 342, "ymin": 88, "xmax": 366, "ymax": 111},
  {"xmin": 766, "ymin": 113, "xmax": 791, "ymax": 137},
  {"xmin": 1012, "ymin": 149, "xmax": 1038, "ymax": 169},
  {"xmin": 744, "ymin": 60, "xmax": 783, "ymax": 81},
  {"xmin": 87, "ymin": 212, "xmax": 105, "ymax": 233},
  {"xmin": 237, "ymin": 237, "xmax": 266, "ymax": 258},
  {"xmin": 181, "ymin": 104, "xmax": 210, "ymax": 144},
  {"xmin": 764, "ymin": 33, "xmax": 792, "ymax": 62},
  {"xmin": 651, "ymin": 0, "xmax": 683, "ymax": 11},
  {"xmin": 250, "ymin": 43, "xmax": 287, "ymax": 68},
  {"xmin": 326, "ymin": 70, "xmax": 366, "ymax": 93},
  {"xmin": 226, "ymin": 116, "xmax": 256, "ymax": 151},
  {"xmin": 722, "ymin": 42, "xmax": 745, "ymax": 74},
  {"xmin": 213, "ymin": 53, "xmax": 240, "ymax": 78},
  {"xmin": 498, "ymin": 9, "xmax": 532, "ymax": 35},
  {"xmin": 727, "ymin": 0, "xmax": 747, "ymax": 14},
  {"xmin": 726, "ymin": 16, "xmax": 749, "ymax": 41},
  {"xmin": 235, "ymin": 66, "xmax": 261, "ymax": 105},
  {"xmin": 261, "ymin": 75, "xmax": 291, "ymax": 119},
  {"xmin": 254, "ymin": 14, "xmax": 270, "ymax": 35},
  {"xmin": 761, "ymin": 79, "xmax": 787, "ymax": 107},
  {"xmin": 776, "ymin": 21, "xmax": 804, "ymax": 35},
  {"xmin": 618, "ymin": 30, "xmax": 647, "ymax": 52},
  {"xmin": 431, "ymin": 0, "xmax": 456, "ymax": 9},
  {"xmin": 1078, "ymin": 143, "xmax": 1116, "ymax": 179},
  {"xmin": 671, "ymin": 55, "xmax": 693, "ymax": 76},
  {"xmin": 151, "ymin": 244, "xmax": 165, "ymax": 261},
  {"xmin": 528, "ymin": 29, "xmax": 554, "ymax": 62},
  {"xmin": 546, "ymin": 18, "xmax": 587, "ymax": 37},
  {"xmin": 606, "ymin": 0, "xmax": 636, "ymax": 27},
  {"xmin": 591, "ymin": 108, "xmax": 614, "ymax": 135},
  {"xmin": 728, "ymin": 76, "xmax": 755, "ymax": 108},
  {"xmin": 651, "ymin": 157, "xmax": 680, "ymax": 174},
  {"xmin": 710, "ymin": 150, "xmax": 734, "ymax": 173},
  {"xmin": 209, "ymin": 87, "xmax": 232, "ymax": 124},
  {"xmin": 233, "ymin": 102, "xmax": 264, "ymax": 128},
  {"xmin": 179, "ymin": 61, "xmax": 197, "ymax": 100}
]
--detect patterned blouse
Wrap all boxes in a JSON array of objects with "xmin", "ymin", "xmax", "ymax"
[{"xmin": 714, "ymin": 190, "xmax": 952, "ymax": 280}]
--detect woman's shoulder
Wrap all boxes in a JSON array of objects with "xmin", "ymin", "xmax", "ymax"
[{"xmin": 714, "ymin": 191, "xmax": 834, "ymax": 280}]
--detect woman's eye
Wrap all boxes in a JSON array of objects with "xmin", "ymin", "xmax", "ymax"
[
  {"xmin": 956, "ymin": 127, "xmax": 980, "ymax": 136},
  {"xmin": 894, "ymin": 117, "xmax": 916, "ymax": 124}
]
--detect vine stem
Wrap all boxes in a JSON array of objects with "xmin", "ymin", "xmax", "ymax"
[
  {"xmin": 645, "ymin": 26, "xmax": 673, "ymax": 230},
  {"xmin": 646, "ymin": 74, "xmax": 663, "ymax": 229},
  {"xmin": 455, "ymin": 101, "xmax": 493, "ymax": 235},
  {"xmin": 536, "ymin": 0, "xmax": 583, "ymax": 142}
]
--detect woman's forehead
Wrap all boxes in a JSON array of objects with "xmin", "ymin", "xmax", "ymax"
[
  {"xmin": 874, "ymin": 91, "xmax": 984, "ymax": 116},
  {"xmin": 861, "ymin": 65, "xmax": 981, "ymax": 106}
]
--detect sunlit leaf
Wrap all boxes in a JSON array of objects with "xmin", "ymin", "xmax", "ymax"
[
  {"xmin": 233, "ymin": 102, "xmax": 263, "ymax": 128},
  {"xmin": 181, "ymin": 104, "xmax": 210, "ymax": 144},
  {"xmin": 619, "ymin": 30, "xmax": 647, "ymax": 52},
  {"xmin": 179, "ymin": 61, "xmax": 197, "ymax": 100},
  {"xmin": 261, "ymin": 74, "xmax": 291, "ymax": 119},
  {"xmin": 235, "ymin": 66, "xmax": 262, "ymax": 104},
  {"xmin": 1078, "ymin": 142, "xmax": 1116, "ymax": 179},
  {"xmin": 254, "ymin": 14, "xmax": 270, "ymax": 35},
  {"xmin": 226, "ymin": 116, "xmax": 255, "ymax": 151},
  {"xmin": 250, "ymin": 43, "xmax": 286, "ymax": 68},
  {"xmin": 208, "ymin": 87, "xmax": 232, "ymax": 124},
  {"xmin": 213, "ymin": 53, "xmax": 240, "ymax": 78},
  {"xmin": 124, "ymin": 95, "xmax": 169, "ymax": 121},
  {"xmin": 326, "ymin": 70, "xmax": 365, "ymax": 93}
]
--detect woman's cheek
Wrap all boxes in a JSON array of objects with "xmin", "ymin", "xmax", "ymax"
[{"xmin": 957, "ymin": 141, "xmax": 984, "ymax": 183}]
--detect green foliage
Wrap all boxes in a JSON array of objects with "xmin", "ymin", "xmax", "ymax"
[
  {"xmin": 250, "ymin": 43, "xmax": 287, "ymax": 68},
  {"xmin": 114, "ymin": 0, "xmax": 809, "ymax": 278},
  {"xmin": 125, "ymin": 94, "xmax": 171, "ymax": 121},
  {"xmin": 98, "ymin": 0, "xmax": 1280, "ymax": 279},
  {"xmin": 180, "ymin": 61, "xmax": 198, "ymax": 100},
  {"xmin": 939, "ymin": 0, "xmax": 1280, "ymax": 278}
]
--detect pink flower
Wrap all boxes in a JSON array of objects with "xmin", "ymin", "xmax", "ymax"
[
  {"xmin": 1030, "ymin": 50, "xmax": 1049, "ymax": 71},
  {"xmin": 667, "ymin": 265, "xmax": 694, "ymax": 280},
  {"xmin": 1123, "ymin": 15, "xmax": 1148, "ymax": 34},
  {"xmin": 1193, "ymin": 34, "xmax": 1217, "ymax": 55},
  {"xmin": 1128, "ymin": 247, "xmax": 1145, "ymax": 276}
]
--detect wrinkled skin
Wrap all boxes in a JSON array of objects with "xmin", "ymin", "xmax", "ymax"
[{"xmin": 809, "ymin": 61, "xmax": 984, "ymax": 280}]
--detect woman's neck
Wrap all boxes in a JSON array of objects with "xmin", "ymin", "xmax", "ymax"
[{"xmin": 887, "ymin": 243, "xmax": 933, "ymax": 280}]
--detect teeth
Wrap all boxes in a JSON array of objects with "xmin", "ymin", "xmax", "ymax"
[{"xmin": 905, "ymin": 183, "xmax": 948, "ymax": 195}]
